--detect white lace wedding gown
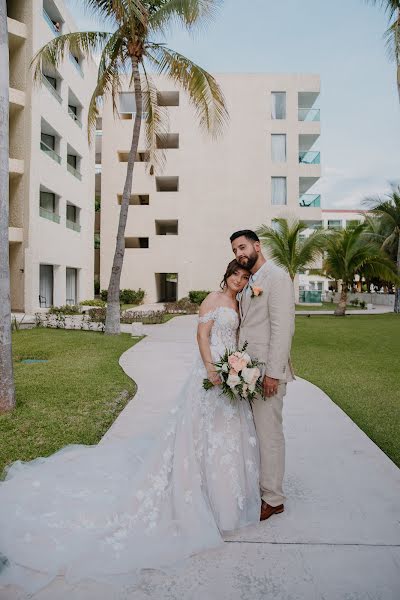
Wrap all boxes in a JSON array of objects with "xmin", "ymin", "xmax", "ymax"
[{"xmin": 0, "ymin": 307, "xmax": 260, "ymax": 593}]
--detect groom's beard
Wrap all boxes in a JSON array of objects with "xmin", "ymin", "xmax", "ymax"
[{"xmin": 238, "ymin": 252, "xmax": 258, "ymax": 270}]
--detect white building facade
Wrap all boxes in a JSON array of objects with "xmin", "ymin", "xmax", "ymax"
[
  {"xmin": 99, "ymin": 73, "xmax": 322, "ymax": 303},
  {"xmin": 7, "ymin": 0, "xmax": 96, "ymax": 313}
]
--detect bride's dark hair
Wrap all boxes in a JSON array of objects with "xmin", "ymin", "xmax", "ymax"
[{"xmin": 220, "ymin": 260, "xmax": 250, "ymax": 290}]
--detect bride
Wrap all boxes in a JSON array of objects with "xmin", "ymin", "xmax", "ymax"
[{"xmin": 0, "ymin": 260, "xmax": 260, "ymax": 593}]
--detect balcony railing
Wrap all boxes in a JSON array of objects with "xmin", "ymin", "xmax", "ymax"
[
  {"xmin": 42, "ymin": 74, "xmax": 62, "ymax": 103},
  {"xmin": 40, "ymin": 207, "xmax": 60, "ymax": 223},
  {"xmin": 95, "ymin": 164, "xmax": 102, "ymax": 174},
  {"xmin": 299, "ymin": 194, "xmax": 321, "ymax": 208},
  {"xmin": 298, "ymin": 108, "xmax": 320, "ymax": 122},
  {"xmin": 40, "ymin": 140, "xmax": 61, "ymax": 164},
  {"xmin": 66, "ymin": 219, "xmax": 81, "ymax": 232},
  {"xmin": 42, "ymin": 8, "xmax": 61, "ymax": 36},
  {"xmin": 299, "ymin": 290, "xmax": 322, "ymax": 304},
  {"xmin": 67, "ymin": 162, "xmax": 82, "ymax": 180},
  {"xmin": 299, "ymin": 151, "xmax": 320, "ymax": 165},
  {"xmin": 68, "ymin": 107, "xmax": 82, "ymax": 128},
  {"xmin": 69, "ymin": 53, "xmax": 83, "ymax": 77}
]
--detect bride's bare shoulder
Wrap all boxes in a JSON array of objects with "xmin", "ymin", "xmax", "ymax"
[{"xmin": 199, "ymin": 291, "xmax": 222, "ymax": 316}]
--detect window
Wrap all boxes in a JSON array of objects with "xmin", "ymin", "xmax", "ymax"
[
  {"xmin": 119, "ymin": 92, "xmax": 136, "ymax": 114},
  {"xmin": 271, "ymin": 134, "xmax": 286, "ymax": 162},
  {"xmin": 117, "ymin": 194, "xmax": 149, "ymax": 206},
  {"xmin": 271, "ymin": 177, "xmax": 287, "ymax": 205},
  {"xmin": 155, "ymin": 220, "xmax": 178, "ymax": 235},
  {"xmin": 271, "ymin": 92, "xmax": 286, "ymax": 119},
  {"xmin": 125, "ymin": 237, "xmax": 149, "ymax": 248},
  {"xmin": 156, "ymin": 134, "xmax": 179, "ymax": 149},
  {"xmin": 328, "ymin": 220, "xmax": 342, "ymax": 230},
  {"xmin": 67, "ymin": 154, "xmax": 77, "ymax": 169},
  {"xmin": 156, "ymin": 176, "xmax": 179, "ymax": 192},
  {"xmin": 41, "ymin": 133, "xmax": 55, "ymax": 150},
  {"xmin": 66, "ymin": 268, "xmax": 78, "ymax": 305},
  {"xmin": 40, "ymin": 191, "xmax": 55, "ymax": 211},
  {"xmin": 157, "ymin": 91, "xmax": 179, "ymax": 106}
]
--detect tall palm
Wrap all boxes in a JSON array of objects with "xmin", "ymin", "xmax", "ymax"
[
  {"xmin": 366, "ymin": 0, "xmax": 400, "ymax": 100},
  {"xmin": 256, "ymin": 218, "xmax": 328, "ymax": 281},
  {"xmin": 323, "ymin": 223, "xmax": 399, "ymax": 316},
  {"xmin": 364, "ymin": 186, "xmax": 400, "ymax": 312},
  {"xmin": 32, "ymin": 0, "xmax": 228, "ymax": 334},
  {"xmin": 0, "ymin": 1, "xmax": 16, "ymax": 413}
]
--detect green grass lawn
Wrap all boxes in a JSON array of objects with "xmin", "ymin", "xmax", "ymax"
[
  {"xmin": 292, "ymin": 314, "xmax": 400, "ymax": 467},
  {"xmin": 296, "ymin": 302, "xmax": 363, "ymax": 311},
  {"xmin": 0, "ymin": 329, "xmax": 138, "ymax": 474}
]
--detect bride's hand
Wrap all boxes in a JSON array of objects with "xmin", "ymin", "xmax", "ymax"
[{"xmin": 207, "ymin": 369, "xmax": 221, "ymax": 386}]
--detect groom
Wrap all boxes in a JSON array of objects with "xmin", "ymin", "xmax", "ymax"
[{"xmin": 231, "ymin": 230, "xmax": 295, "ymax": 521}]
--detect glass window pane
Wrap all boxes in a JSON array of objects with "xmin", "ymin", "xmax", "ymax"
[
  {"xmin": 271, "ymin": 177, "xmax": 287, "ymax": 205},
  {"xmin": 271, "ymin": 92, "xmax": 286, "ymax": 119},
  {"xmin": 40, "ymin": 191, "xmax": 55, "ymax": 211},
  {"xmin": 119, "ymin": 92, "xmax": 136, "ymax": 113},
  {"xmin": 271, "ymin": 134, "xmax": 286, "ymax": 162}
]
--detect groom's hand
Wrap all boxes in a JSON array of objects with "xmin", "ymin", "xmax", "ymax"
[{"xmin": 263, "ymin": 375, "xmax": 279, "ymax": 397}]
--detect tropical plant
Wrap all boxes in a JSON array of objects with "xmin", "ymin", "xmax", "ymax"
[
  {"xmin": 365, "ymin": 0, "xmax": 400, "ymax": 100},
  {"xmin": 256, "ymin": 218, "xmax": 328, "ymax": 281},
  {"xmin": 363, "ymin": 185, "xmax": 400, "ymax": 312},
  {"xmin": 0, "ymin": 3, "xmax": 16, "ymax": 413},
  {"xmin": 32, "ymin": 0, "xmax": 228, "ymax": 334},
  {"xmin": 323, "ymin": 223, "xmax": 399, "ymax": 316}
]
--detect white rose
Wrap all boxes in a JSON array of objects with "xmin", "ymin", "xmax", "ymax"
[
  {"xmin": 242, "ymin": 383, "xmax": 248, "ymax": 396},
  {"xmin": 227, "ymin": 373, "xmax": 241, "ymax": 389},
  {"xmin": 242, "ymin": 353, "xmax": 252, "ymax": 365},
  {"xmin": 242, "ymin": 367, "xmax": 260, "ymax": 387}
]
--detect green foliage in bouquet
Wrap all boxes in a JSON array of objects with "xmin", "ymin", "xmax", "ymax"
[{"xmin": 203, "ymin": 342, "xmax": 264, "ymax": 403}]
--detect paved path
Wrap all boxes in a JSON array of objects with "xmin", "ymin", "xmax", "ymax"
[{"xmin": 2, "ymin": 316, "xmax": 400, "ymax": 600}]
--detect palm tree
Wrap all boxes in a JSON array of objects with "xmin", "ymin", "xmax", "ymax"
[
  {"xmin": 366, "ymin": 0, "xmax": 400, "ymax": 100},
  {"xmin": 32, "ymin": 0, "xmax": 228, "ymax": 334},
  {"xmin": 0, "ymin": 1, "xmax": 16, "ymax": 413},
  {"xmin": 256, "ymin": 218, "xmax": 328, "ymax": 281},
  {"xmin": 364, "ymin": 185, "xmax": 400, "ymax": 312},
  {"xmin": 323, "ymin": 223, "xmax": 399, "ymax": 316}
]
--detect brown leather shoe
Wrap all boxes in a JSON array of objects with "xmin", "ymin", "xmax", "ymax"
[{"xmin": 260, "ymin": 500, "xmax": 284, "ymax": 521}]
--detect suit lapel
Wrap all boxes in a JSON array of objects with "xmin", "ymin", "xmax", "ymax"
[{"xmin": 241, "ymin": 264, "xmax": 271, "ymax": 324}]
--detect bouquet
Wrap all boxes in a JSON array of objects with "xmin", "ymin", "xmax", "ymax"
[{"xmin": 203, "ymin": 342, "xmax": 264, "ymax": 402}]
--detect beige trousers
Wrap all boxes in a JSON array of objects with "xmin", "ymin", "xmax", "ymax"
[{"xmin": 252, "ymin": 383, "xmax": 286, "ymax": 507}]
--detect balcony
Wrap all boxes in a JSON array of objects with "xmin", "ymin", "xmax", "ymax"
[
  {"xmin": 66, "ymin": 219, "xmax": 81, "ymax": 232},
  {"xmin": 67, "ymin": 163, "xmax": 82, "ymax": 180},
  {"xmin": 7, "ymin": 17, "xmax": 27, "ymax": 44},
  {"xmin": 69, "ymin": 53, "xmax": 83, "ymax": 77},
  {"xmin": 42, "ymin": 74, "xmax": 62, "ymax": 103},
  {"xmin": 40, "ymin": 207, "xmax": 60, "ymax": 223},
  {"xmin": 42, "ymin": 8, "xmax": 61, "ymax": 36},
  {"xmin": 299, "ymin": 194, "xmax": 321, "ymax": 208},
  {"xmin": 298, "ymin": 108, "xmax": 320, "ymax": 122},
  {"xmin": 9, "ymin": 87, "xmax": 25, "ymax": 110},
  {"xmin": 68, "ymin": 107, "xmax": 82, "ymax": 128},
  {"xmin": 8, "ymin": 227, "xmax": 23, "ymax": 244},
  {"xmin": 40, "ymin": 140, "xmax": 61, "ymax": 164},
  {"xmin": 9, "ymin": 158, "xmax": 24, "ymax": 178},
  {"xmin": 299, "ymin": 151, "xmax": 320, "ymax": 165}
]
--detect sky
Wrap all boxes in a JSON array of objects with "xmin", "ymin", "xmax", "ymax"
[{"xmin": 70, "ymin": 0, "xmax": 400, "ymax": 209}]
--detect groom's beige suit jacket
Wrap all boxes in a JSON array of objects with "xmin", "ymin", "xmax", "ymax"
[{"xmin": 238, "ymin": 261, "xmax": 295, "ymax": 383}]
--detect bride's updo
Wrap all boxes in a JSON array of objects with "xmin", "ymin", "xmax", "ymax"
[{"xmin": 220, "ymin": 259, "xmax": 251, "ymax": 290}]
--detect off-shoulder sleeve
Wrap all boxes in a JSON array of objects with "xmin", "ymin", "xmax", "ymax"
[{"xmin": 198, "ymin": 310, "xmax": 216, "ymax": 324}]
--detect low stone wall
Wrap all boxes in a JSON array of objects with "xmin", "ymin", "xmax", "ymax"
[
  {"xmin": 325, "ymin": 292, "xmax": 395, "ymax": 307},
  {"xmin": 35, "ymin": 313, "xmax": 104, "ymax": 331}
]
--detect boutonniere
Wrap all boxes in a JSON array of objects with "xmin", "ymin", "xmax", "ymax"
[{"xmin": 250, "ymin": 285, "xmax": 263, "ymax": 298}]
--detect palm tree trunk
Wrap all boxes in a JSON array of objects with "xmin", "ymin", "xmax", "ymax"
[
  {"xmin": 104, "ymin": 57, "xmax": 143, "ymax": 335},
  {"xmin": 395, "ymin": 234, "xmax": 400, "ymax": 313},
  {"xmin": 334, "ymin": 286, "xmax": 348, "ymax": 316},
  {"xmin": 0, "ymin": 1, "xmax": 16, "ymax": 412}
]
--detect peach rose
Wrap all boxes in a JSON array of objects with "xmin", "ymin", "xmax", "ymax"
[
  {"xmin": 251, "ymin": 286, "xmax": 263, "ymax": 297},
  {"xmin": 228, "ymin": 354, "xmax": 248, "ymax": 373},
  {"xmin": 227, "ymin": 372, "xmax": 241, "ymax": 389}
]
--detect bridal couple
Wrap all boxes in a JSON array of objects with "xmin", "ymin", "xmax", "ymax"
[{"xmin": 0, "ymin": 230, "xmax": 295, "ymax": 593}]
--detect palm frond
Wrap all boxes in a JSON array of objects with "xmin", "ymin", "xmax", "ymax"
[
  {"xmin": 140, "ymin": 65, "xmax": 170, "ymax": 173},
  {"xmin": 145, "ymin": 43, "xmax": 228, "ymax": 138},
  {"xmin": 31, "ymin": 31, "xmax": 112, "ymax": 84},
  {"xmin": 81, "ymin": 0, "xmax": 148, "ymax": 27},
  {"xmin": 87, "ymin": 31, "xmax": 126, "ymax": 141},
  {"xmin": 364, "ymin": 0, "xmax": 400, "ymax": 20},
  {"xmin": 148, "ymin": 0, "xmax": 222, "ymax": 34}
]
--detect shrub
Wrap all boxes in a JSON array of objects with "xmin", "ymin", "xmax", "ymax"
[
  {"xmin": 88, "ymin": 307, "xmax": 108, "ymax": 322},
  {"xmin": 121, "ymin": 310, "xmax": 166, "ymax": 325},
  {"xmin": 48, "ymin": 305, "xmax": 81, "ymax": 315},
  {"xmin": 79, "ymin": 299, "xmax": 106, "ymax": 307},
  {"xmin": 100, "ymin": 288, "xmax": 145, "ymax": 305},
  {"xmin": 350, "ymin": 298, "xmax": 359, "ymax": 306},
  {"xmin": 120, "ymin": 288, "xmax": 145, "ymax": 305},
  {"xmin": 188, "ymin": 290, "xmax": 210, "ymax": 305},
  {"xmin": 359, "ymin": 300, "xmax": 366, "ymax": 309},
  {"xmin": 165, "ymin": 297, "xmax": 198, "ymax": 314}
]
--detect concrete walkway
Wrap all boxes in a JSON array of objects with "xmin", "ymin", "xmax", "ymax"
[{"xmin": 2, "ymin": 316, "xmax": 400, "ymax": 600}]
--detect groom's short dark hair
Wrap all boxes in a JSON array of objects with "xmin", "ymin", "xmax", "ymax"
[{"xmin": 230, "ymin": 230, "xmax": 259, "ymax": 243}]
